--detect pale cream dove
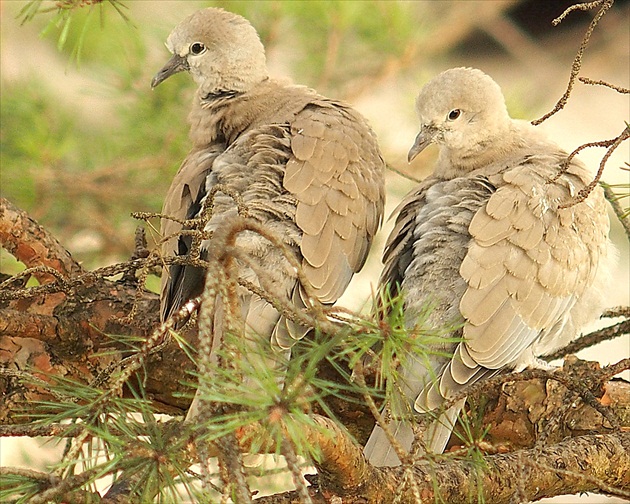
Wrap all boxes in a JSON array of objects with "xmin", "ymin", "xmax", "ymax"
[
  {"xmin": 364, "ymin": 67, "xmax": 612, "ymax": 466},
  {"xmin": 152, "ymin": 8, "xmax": 385, "ymax": 416}
]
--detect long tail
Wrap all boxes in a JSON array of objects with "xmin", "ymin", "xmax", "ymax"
[
  {"xmin": 363, "ymin": 420, "xmax": 414, "ymax": 467},
  {"xmin": 363, "ymin": 399, "xmax": 466, "ymax": 467}
]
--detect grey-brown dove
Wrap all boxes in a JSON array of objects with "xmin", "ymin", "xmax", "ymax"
[
  {"xmin": 152, "ymin": 8, "xmax": 385, "ymax": 412},
  {"xmin": 364, "ymin": 67, "xmax": 612, "ymax": 466}
]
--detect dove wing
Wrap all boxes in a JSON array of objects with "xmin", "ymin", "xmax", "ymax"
[
  {"xmin": 160, "ymin": 145, "xmax": 222, "ymax": 322},
  {"xmin": 441, "ymin": 156, "xmax": 609, "ymax": 403},
  {"xmin": 285, "ymin": 101, "xmax": 385, "ymax": 305}
]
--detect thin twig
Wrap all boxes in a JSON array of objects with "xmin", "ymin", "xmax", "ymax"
[
  {"xmin": 387, "ymin": 164, "xmax": 423, "ymax": 184},
  {"xmin": 532, "ymin": 0, "xmax": 614, "ymax": 125},
  {"xmin": 281, "ymin": 437, "xmax": 313, "ymax": 504},
  {"xmin": 28, "ymin": 464, "xmax": 113, "ymax": 504},
  {"xmin": 0, "ymin": 466, "xmax": 59, "ymax": 481},
  {"xmin": 559, "ymin": 125, "xmax": 630, "ymax": 208},
  {"xmin": 599, "ymin": 358, "xmax": 630, "ymax": 381},
  {"xmin": 579, "ymin": 76, "xmax": 630, "ymax": 93},
  {"xmin": 353, "ymin": 359, "xmax": 412, "ymax": 466},
  {"xmin": 552, "ymin": 1, "xmax": 609, "ymax": 24},
  {"xmin": 0, "ymin": 423, "xmax": 80, "ymax": 438},
  {"xmin": 543, "ymin": 318, "xmax": 630, "ymax": 361},
  {"xmin": 0, "ymin": 368, "xmax": 68, "ymax": 401},
  {"xmin": 0, "ymin": 265, "xmax": 72, "ymax": 293}
]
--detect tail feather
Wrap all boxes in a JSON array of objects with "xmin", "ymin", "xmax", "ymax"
[
  {"xmin": 424, "ymin": 399, "xmax": 465, "ymax": 455},
  {"xmin": 363, "ymin": 420, "xmax": 413, "ymax": 467},
  {"xmin": 363, "ymin": 399, "xmax": 466, "ymax": 467}
]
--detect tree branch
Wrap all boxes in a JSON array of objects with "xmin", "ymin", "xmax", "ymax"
[
  {"xmin": 254, "ymin": 432, "xmax": 630, "ymax": 504},
  {"xmin": 0, "ymin": 197, "xmax": 83, "ymax": 282},
  {"xmin": 532, "ymin": 0, "xmax": 614, "ymax": 125},
  {"xmin": 1, "ymin": 198, "xmax": 629, "ymax": 503}
]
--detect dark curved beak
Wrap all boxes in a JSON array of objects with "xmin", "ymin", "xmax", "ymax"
[
  {"xmin": 151, "ymin": 53, "xmax": 189, "ymax": 89},
  {"xmin": 408, "ymin": 126, "xmax": 437, "ymax": 162}
]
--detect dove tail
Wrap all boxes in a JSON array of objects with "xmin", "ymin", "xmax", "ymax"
[
  {"xmin": 363, "ymin": 398, "xmax": 466, "ymax": 466},
  {"xmin": 423, "ymin": 398, "xmax": 466, "ymax": 455},
  {"xmin": 363, "ymin": 420, "xmax": 414, "ymax": 467}
]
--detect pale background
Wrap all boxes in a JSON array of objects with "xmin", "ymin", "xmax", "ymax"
[{"xmin": 1, "ymin": 1, "xmax": 628, "ymax": 502}]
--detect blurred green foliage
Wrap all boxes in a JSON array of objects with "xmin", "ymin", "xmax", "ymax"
[
  {"xmin": 2, "ymin": 0, "xmax": 626, "ymax": 271},
  {"xmin": 18, "ymin": 1, "xmax": 132, "ymax": 61},
  {"xmin": 2, "ymin": 2, "xmax": 201, "ymax": 265},
  {"xmin": 215, "ymin": 0, "xmax": 426, "ymax": 89},
  {"xmin": 2, "ymin": 0, "xmax": 439, "ymax": 267}
]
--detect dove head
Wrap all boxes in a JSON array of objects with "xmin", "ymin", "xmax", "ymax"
[
  {"xmin": 409, "ymin": 68, "xmax": 511, "ymax": 173},
  {"xmin": 152, "ymin": 8, "xmax": 269, "ymax": 96}
]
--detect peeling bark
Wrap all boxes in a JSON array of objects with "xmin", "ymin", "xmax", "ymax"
[
  {"xmin": 254, "ymin": 432, "xmax": 630, "ymax": 504},
  {"xmin": 1, "ymin": 199, "xmax": 629, "ymax": 503}
]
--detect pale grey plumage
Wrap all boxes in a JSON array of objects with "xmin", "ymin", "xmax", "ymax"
[
  {"xmin": 153, "ymin": 8, "xmax": 385, "ymax": 415},
  {"xmin": 364, "ymin": 67, "xmax": 612, "ymax": 466}
]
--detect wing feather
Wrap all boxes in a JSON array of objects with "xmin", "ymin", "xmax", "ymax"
[
  {"xmin": 286, "ymin": 102, "xmax": 385, "ymax": 303},
  {"xmin": 460, "ymin": 161, "xmax": 604, "ymax": 373}
]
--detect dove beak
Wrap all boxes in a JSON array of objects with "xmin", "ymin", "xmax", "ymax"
[
  {"xmin": 151, "ymin": 54, "xmax": 190, "ymax": 89},
  {"xmin": 408, "ymin": 126, "xmax": 437, "ymax": 162}
]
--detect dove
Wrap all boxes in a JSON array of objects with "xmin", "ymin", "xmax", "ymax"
[
  {"xmin": 364, "ymin": 67, "xmax": 612, "ymax": 466},
  {"xmin": 152, "ymin": 8, "xmax": 385, "ymax": 414}
]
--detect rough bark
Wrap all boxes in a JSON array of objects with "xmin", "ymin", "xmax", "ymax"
[
  {"xmin": 1, "ymin": 198, "xmax": 629, "ymax": 503},
  {"xmin": 253, "ymin": 431, "xmax": 630, "ymax": 504}
]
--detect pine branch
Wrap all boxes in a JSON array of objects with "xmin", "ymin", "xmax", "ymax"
[
  {"xmin": 1, "ymin": 192, "xmax": 629, "ymax": 504},
  {"xmin": 0, "ymin": 197, "xmax": 84, "ymax": 283},
  {"xmin": 253, "ymin": 431, "xmax": 630, "ymax": 504}
]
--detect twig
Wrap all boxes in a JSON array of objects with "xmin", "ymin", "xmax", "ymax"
[
  {"xmin": 28, "ymin": 464, "xmax": 114, "ymax": 504},
  {"xmin": 282, "ymin": 437, "xmax": 313, "ymax": 504},
  {"xmin": 553, "ymin": 1, "xmax": 608, "ymax": 23},
  {"xmin": 543, "ymin": 317, "xmax": 630, "ymax": 361},
  {"xmin": 599, "ymin": 358, "xmax": 630, "ymax": 381},
  {"xmin": 0, "ymin": 368, "xmax": 68, "ymax": 401},
  {"xmin": 558, "ymin": 125, "xmax": 630, "ymax": 208},
  {"xmin": 0, "ymin": 466, "xmax": 58, "ymax": 481},
  {"xmin": 579, "ymin": 76, "xmax": 630, "ymax": 93},
  {"xmin": 532, "ymin": 0, "xmax": 614, "ymax": 125},
  {"xmin": 215, "ymin": 435, "xmax": 253, "ymax": 504},
  {"xmin": 0, "ymin": 255, "xmax": 154, "ymax": 302},
  {"xmin": 0, "ymin": 265, "xmax": 72, "ymax": 293},
  {"xmin": 0, "ymin": 423, "xmax": 80, "ymax": 438},
  {"xmin": 120, "ymin": 226, "xmax": 151, "ymax": 286},
  {"xmin": 353, "ymin": 359, "xmax": 412, "ymax": 466},
  {"xmin": 387, "ymin": 164, "xmax": 423, "ymax": 184}
]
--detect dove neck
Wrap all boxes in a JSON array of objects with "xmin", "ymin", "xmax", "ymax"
[
  {"xmin": 188, "ymin": 79, "xmax": 318, "ymax": 148},
  {"xmin": 434, "ymin": 123, "xmax": 522, "ymax": 178}
]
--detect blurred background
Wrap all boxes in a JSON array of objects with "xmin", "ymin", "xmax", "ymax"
[{"xmin": 1, "ymin": 1, "xmax": 628, "ymax": 502}]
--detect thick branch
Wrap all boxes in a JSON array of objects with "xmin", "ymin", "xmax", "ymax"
[
  {"xmin": 0, "ymin": 197, "xmax": 84, "ymax": 282},
  {"xmin": 0, "ymin": 309, "xmax": 59, "ymax": 341},
  {"xmin": 254, "ymin": 432, "xmax": 630, "ymax": 504},
  {"xmin": 257, "ymin": 372, "xmax": 630, "ymax": 494},
  {"xmin": 1, "ymin": 201, "xmax": 629, "ymax": 503}
]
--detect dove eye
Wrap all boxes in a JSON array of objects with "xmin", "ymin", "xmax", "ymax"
[
  {"xmin": 190, "ymin": 42, "xmax": 206, "ymax": 55},
  {"xmin": 447, "ymin": 109, "xmax": 461, "ymax": 121}
]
